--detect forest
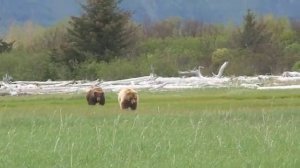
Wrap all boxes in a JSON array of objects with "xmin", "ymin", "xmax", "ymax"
[{"xmin": 0, "ymin": 0, "xmax": 300, "ymax": 81}]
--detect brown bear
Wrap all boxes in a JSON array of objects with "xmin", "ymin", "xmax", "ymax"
[
  {"xmin": 86, "ymin": 87, "xmax": 105, "ymax": 105},
  {"xmin": 118, "ymin": 88, "xmax": 138, "ymax": 110}
]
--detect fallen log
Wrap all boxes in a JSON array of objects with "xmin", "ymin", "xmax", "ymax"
[
  {"xmin": 0, "ymin": 89, "xmax": 10, "ymax": 96},
  {"xmin": 282, "ymin": 71, "xmax": 300, "ymax": 77},
  {"xmin": 213, "ymin": 61, "xmax": 228, "ymax": 78},
  {"xmin": 178, "ymin": 66, "xmax": 204, "ymax": 77}
]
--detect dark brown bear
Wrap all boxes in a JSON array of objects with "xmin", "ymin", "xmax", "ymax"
[{"xmin": 86, "ymin": 87, "xmax": 105, "ymax": 105}]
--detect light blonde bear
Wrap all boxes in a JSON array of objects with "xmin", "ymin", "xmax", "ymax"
[{"xmin": 118, "ymin": 88, "xmax": 138, "ymax": 110}]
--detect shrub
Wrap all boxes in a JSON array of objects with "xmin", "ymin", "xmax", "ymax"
[
  {"xmin": 0, "ymin": 50, "xmax": 50, "ymax": 80},
  {"xmin": 292, "ymin": 61, "xmax": 300, "ymax": 71}
]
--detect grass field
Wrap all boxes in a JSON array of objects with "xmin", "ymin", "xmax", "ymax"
[{"xmin": 0, "ymin": 88, "xmax": 299, "ymax": 168}]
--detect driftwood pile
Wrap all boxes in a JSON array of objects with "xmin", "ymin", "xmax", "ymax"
[
  {"xmin": 0, "ymin": 73, "xmax": 300, "ymax": 96},
  {"xmin": 0, "ymin": 62, "xmax": 300, "ymax": 96}
]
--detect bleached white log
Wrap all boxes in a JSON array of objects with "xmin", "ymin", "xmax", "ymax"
[
  {"xmin": 258, "ymin": 85, "xmax": 300, "ymax": 90},
  {"xmin": 282, "ymin": 71, "xmax": 300, "ymax": 77},
  {"xmin": 2, "ymin": 72, "xmax": 300, "ymax": 96},
  {"xmin": 12, "ymin": 81, "xmax": 65, "ymax": 85},
  {"xmin": 101, "ymin": 75, "xmax": 156, "ymax": 85},
  {"xmin": 214, "ymin": 61, "xmax": 228, "ymax": 78},
  {"xmin": 178, "ymin": 66, "xmax": 204, "ymax": 78},
  {"xmin": 0, "ymin": 89, "xmax": 10, "ymax": 96}
]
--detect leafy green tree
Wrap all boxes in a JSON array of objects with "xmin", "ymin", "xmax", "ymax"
[
  {"xmin": 291, "ymin": 20, "xmax": 300, "ymax": 42},
  {"xmin": 143, "ymin": 17, "xmax": 182, "ymax": 38},
  {"xmin": 4, "ymin": 21, "xmax": 45, "ymax": 51},
  {"xmin": 64, "ymin": 0, "xmax": 137, "ymax": 63},
  {"xmin": 32, "ymin": 22, "xmax": 69, "ymax": 52},
  {"xmin": 283, "ymin": 42, "xmax": 300, "ymax": 71},
  {"xmin": 181, "ymin": 20, "xmax": 203, "ymax": 37},
  {"xmin": 261, "ymin": 15, "xmax": 294, "ymax": 73}
]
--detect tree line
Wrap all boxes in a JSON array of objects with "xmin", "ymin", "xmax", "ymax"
[{"xmin": 0, "ymin": 0, "xmax": 300, "ymax": 81}]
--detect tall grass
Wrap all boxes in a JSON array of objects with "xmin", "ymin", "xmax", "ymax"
[{"xmin": 0, "ymin": 89, "xmax": 299, "ymax": 167}]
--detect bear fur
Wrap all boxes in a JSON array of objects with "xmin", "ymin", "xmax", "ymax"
[
  {"xmin": 118, "ymin": 88, "xmax": 138, "ymax": 110},
  {"xmin": 86, "ymin": 87, "xmax": 105, "ymax": 105}
]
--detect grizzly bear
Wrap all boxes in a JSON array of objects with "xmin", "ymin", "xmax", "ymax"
[
  {"xmin": 86, "ymin": 87, "xmax": 105, "ymax": 105},
  {"xmin": 118, "ymin": 88, "xmax": 138, "ymax": 110}
]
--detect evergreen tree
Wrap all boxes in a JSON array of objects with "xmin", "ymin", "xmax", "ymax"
[
  {"xmin": 234, "ymin": 9, "xmax": 276, "ymax": 74},
  {"xmin": 64, "ymin": 0, "xmax": 136, "ymax": 63},
  {"xmin": 239, "ymin": 9, "xmax": 271, "ymax": 52}
]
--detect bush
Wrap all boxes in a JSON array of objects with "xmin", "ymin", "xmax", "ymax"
[
  {"xmin": 292, "ymin": 61, "xmax": 300, "ymax": 71},
  {"xmin": 138, "ymin": 37, "xmax": 212, "ymax": 75},
  {"xmin": 76, "ymin": 57, "xmax": 151, "ymax": 80},
  {"xmin": 0, "ymin": 50, "xmax": 50, "ymax": 80},
  {"xmin": 211, "ymin": 48, "xmax": 232, "ymax": 72}
]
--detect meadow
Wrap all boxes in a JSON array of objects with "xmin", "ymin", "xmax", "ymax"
[{"xmin": 0, "ymin": 88, "xmax": 299, "ymax": 168}]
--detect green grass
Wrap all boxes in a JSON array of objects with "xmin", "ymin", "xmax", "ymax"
[{"xmin": 0, "ymin": 89, "xmax": 299, "ymax": 168}]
